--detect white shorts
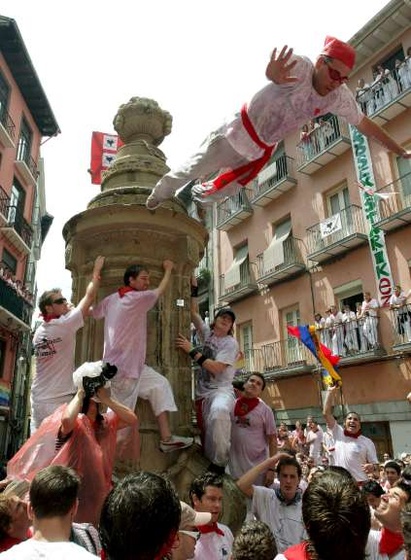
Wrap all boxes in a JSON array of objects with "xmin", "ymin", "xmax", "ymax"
[
  {"xmin": 30, "ymin": 394, "xmax": 74, "ymax": 434},
  {"xmin": 110, "ymin": 364, "xmax": 177, "ymax": 416}
]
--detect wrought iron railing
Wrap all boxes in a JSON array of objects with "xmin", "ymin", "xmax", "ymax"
[
  {"xmin": 0, "ymin": 107, "xmax": 16, "ymax": 141},
  {"xmin": 256, "ymin": 236, "xmax": 305, "ymax": 278},
  {"xmin": 0, "ymin": 276, "xmax": 32, "ymax": 325},
  {"xmin": 296, "ymin": 115, "xmax": 349, "ymax": 167},
  {"xmin": 356, "ymin": 65, "xmax": 411, "ymax": 117},
  {"xmin": 5, "ymin": 205, "xmax": 33, "ymax": 248},
  {"xmin": 0, "ymin": 185, "xmax": 10, "ymax": 217},
  {"xmin": 374, "ymin": 171, "xmax": 411, "ymax": 221},
  {"xmin": 250, "ymin": 154, "xmax": 295, "ymax": 199}
]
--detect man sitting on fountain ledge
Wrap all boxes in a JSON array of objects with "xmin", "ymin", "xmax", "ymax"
[{"xmin": 92, "ymin": 259, "xmax": 193, "ymax": 457}]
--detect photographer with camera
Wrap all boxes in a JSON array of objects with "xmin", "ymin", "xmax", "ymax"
[{"xmin": 7, "ymin": 362, "xmax": 137, "ymax": 527}]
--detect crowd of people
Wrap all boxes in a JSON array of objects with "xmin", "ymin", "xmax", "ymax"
[
  {"xmin": 2, "ymin": 35, "xmax": 411, "ymax": 559},
  {"xmin": 0, "ymin": 265, "xmax": 34, "ymax": 306},
  {"xmin": 356, "ymin": 49, "xmax": 411, "ymax": 117}
]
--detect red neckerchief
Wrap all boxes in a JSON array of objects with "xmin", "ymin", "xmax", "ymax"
[
  {"xmin": 203, "ymin": 104, "xmax": 276, "ymax": 195},
  {"xmin": 118, "ymin": 286, "xmax": 136, "ymax": 298},
  {"xmin": 283, "ymin": 542, "xmax": 310, "ymax": 560},
  {"xmin": 198, "ymin": 523, "xmax": 225, "ymax": 536},
  {"xmin": 234, "ymin": 397, "xmax": 260, "ymax": 417},
  {"xmin": 379, "ymin": 527, "xmax": 404, "ymax": 556},
  {"xmin": 40, "ymin": 313, "xmax": 61, "ymax": 323},
  {"xmin": 344, "ymin": 429, "xmax": 362, "ymax": 439},
  {"xmin": 0, "ymin": 535, "xmax": 22, "ymax": 552}
]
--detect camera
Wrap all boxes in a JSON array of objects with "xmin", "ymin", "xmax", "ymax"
[{"xmin": 82, "ymin": 362, "xmax": 118, "ymax": 398}]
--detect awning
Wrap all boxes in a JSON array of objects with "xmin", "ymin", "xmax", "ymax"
[
  {"xmin": 224, "ymin": 245, "xmax": 249, "ymax": 290},
  {"xmin": 263, "ymin": 219, "xmax": 291, "ymax": 272}
]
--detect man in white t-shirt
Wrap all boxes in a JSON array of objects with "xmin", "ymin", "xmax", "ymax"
[
  {"xmin": 92, "ymin": 260, "xmax": 192, "ymax": 453},
  {"xmin": 189, "ymin": 472, "xmax": 234, "ymax": 560},
  {"xmin": 146, "ymin": 36, "xmax": 411, "ymax": 211},
  {"xmin": 237, "ymin": 453, "xmax": 307, "ymax": 553},
  {"xmin": 31, "ymin": 256, "xmax": 105, "ymax": 433},
  {"xmin": 0, "ymin": 465, "xmax": 98, "ymax": 559},
  {"xmin": 228, "ymin": 373, "xmax": 277, "ymax": 486},
  {"xmin": 323, "ymin": 385, "xmax": 378, "ymax": 484},
  {"xmin": 305, "ymin": 418, "xmax": 323, "ymax": 466}
]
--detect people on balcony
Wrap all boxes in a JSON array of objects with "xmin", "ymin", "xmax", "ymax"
[
  {"xmin": 146, "ymin": 36, "xmax": 411, "ymax": 212},
  {"xmin": 0, "ymin": 265, "xmax": 33, "ymax": 306},
  {"xmin": 356, "ymin": 301, "xmax": 368, "ymax": 352},
  {"xmin": 342, "ymin": 304, "xmax": 359, "ymax": 355},
  {"xmin": 358, "ymin": 291, "xmax": 380, "ymax": 350},
  {"xmin": 330, "ymin": 304, "xmax": 345, "ymax": 357},
  {"xmin": 390, "ymin": 284, "xmax": 411, "ymax": 343}
]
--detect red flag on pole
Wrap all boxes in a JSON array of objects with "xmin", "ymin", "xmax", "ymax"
[{"xmin": 89, "ymin": 131, "xmax": 123, "ymax": 185}]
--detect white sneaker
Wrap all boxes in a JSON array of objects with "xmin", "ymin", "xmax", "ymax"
[
  {"xmin": 145, "ymin": 193, "xmax": 162, "ymax": 210},
  {"xmin": 159, "ymin": 435, "xmax": 194, "ymax": 453},
  {"xmin": 192, "ymin": 183, "xmax": 217, "ymax": 206}
]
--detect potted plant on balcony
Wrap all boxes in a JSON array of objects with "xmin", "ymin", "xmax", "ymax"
[{"xmin": 197, "ymin": 268, "xmax": 211, "ymax": 291}]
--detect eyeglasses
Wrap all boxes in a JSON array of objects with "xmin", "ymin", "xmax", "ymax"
[
  {"xmin": 179, "ymin": 530, "xmax": 200, "ymax": 541},
  {"xmin": 51, "ymin": 297, "xmax": 67, "ymax": 305},
  {"xmin": 323, "ymin": 57, "xmax": 349, "ymax": 84}
]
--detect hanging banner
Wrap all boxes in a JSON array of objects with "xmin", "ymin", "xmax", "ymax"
[
  {"xmin": 89, "ymin": 131, "xmax": 123, "ymax": 185},
  {"xmin": 349, "ymin": 126, "xmax": 394, "ymax": 307},
  {"xmin": 319, "ymin": 213, "xmax": 342, "ymax": 238}
]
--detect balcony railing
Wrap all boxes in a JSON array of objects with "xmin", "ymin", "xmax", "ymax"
[
  {"xmin": 249, "ymin": 154, "xmax": 297, "ymax": 207},
  {"xmin": 0, "ymin": 185, "xmax": 10, "ymax": 223},
  {"xmin": 390, "ymin": 302, "xmax": 411, "ymax": 349},
  {"xmin": 219, "ymin": 261, "xmax": 258, "ymax": 303},
  {"xmin": 373, "ymin": 171, "xmax": 411, "ymax": 232},
  {"xmin": 242, "ymin": 339, "xmax": 317, "ymax": 377},
  {"xmin": 216, "ymin": 187, "xmax": 253, "ymax": 231},
  {"xmin": 306, "ymin": 204, "xmax": 368, "ymax": 263},
  {"xmin": 15, "ymin": 146, "xmax": 38, "ymax": 185},
  {"xmin": 316, "ymin": 317, "xmax": 382, "ymax": 360},
  {"xmin": 0, "ymin": 108, "xmax": 16, "ymax": 147},
  {"xmin": 3, "ymin": 205, "xmax": 33, "ymax": 250},
  {"xmin": 256, "ymin": 236, "xmax": 306, "ymax": 285},
  {"xmin": 0, "ymin": 276, "xmax": 32, "ymax": 326},
  {"xmin": 296, "ymin": 115, "xmax": 351, "ymax": 174},
  {"xmin": 356, "ymin": 65, "xmax": 411, "ymax": 124}
]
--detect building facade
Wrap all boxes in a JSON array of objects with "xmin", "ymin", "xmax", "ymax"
[
  {"xmin": 0, "ymin": 16, "xmax": 59, "ymax": 461},
  {"xmin": 212, "ymin": 0, "xmax": 411, "ymax": 459}
]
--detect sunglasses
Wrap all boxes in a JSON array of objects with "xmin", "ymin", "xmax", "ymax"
[
  {"xmin": 51, "ymin": 297, "xmax": 67, "ymax": 305},
  {"xmin": 179, "ymin": 530, "xmax": 200, "ymax": 541},
  {"xmin": 323, "ymin": 58, "xmax": 349, "ymax": 84}
]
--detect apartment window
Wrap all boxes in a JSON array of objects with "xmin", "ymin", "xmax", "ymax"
[
  {"xmin": 0, "ymin": 71, "xmax": 10, "ymax": 121},
  {"xmin": 374, "ymin": 46, "xmax": 404, "ymax": 75},
  {"xmin": 224, "ymin": 245, "xmax": 249, "ymax": 292},
  {"xmin": 2, "ymin": 248, "xmax": 17, "ymax": 274},
  {"xmin": 8, "ymin": 177, "xmax": 26, "ymax": 224},
  {"xmin": 0, "ymin": 339, "xmax": 6, "ymax": 379},
  {"xmin": 334, "ymin": 280, "xmax": 364, "ymax": 314},
  {"xmin": 326, "ymin": 184, "xmax": 352, "ymax": 234},
  {"xmin": 263, "ymin": 218, "xmax": 292, "ymax": 273},
  {"xmin": 397, "ymin": 156, "xmax": 411, "ymax": 203},
  {"xmin": 17, "ymin": 117, "xmax": 33, "ymax": 164},
  {"xmin": 239, "ymin": 322, "xmax": 254, "ymax": 371}
]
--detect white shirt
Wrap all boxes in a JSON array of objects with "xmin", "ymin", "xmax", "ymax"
[
  {"xmin": 252, "ymin": 486, "xmax": 307, "ymax": 553},
  {"xmin": 223, "ymin": 55, "xmax": 364, "ymax": 161},
  {"xmin": 194, "ymin": 523, "xmax": 233, "ymax": 560},
  {"xmin": 0, "ymin": 539, "xmax": 99, "ymax": 559},
  {"xmin": 92, "ymin": 289, "xmax": 158, "ymax": 379},
  {"xmin": 366, "ymin": 529, "xmax": 405, "ymax": 560},
  {"xmin": 32, "ymin": 308, "xmax": 84, "ymax": 402},
  {"xmin": 329, "ymin": 422, "xmax": 378, "ymax": 482}
]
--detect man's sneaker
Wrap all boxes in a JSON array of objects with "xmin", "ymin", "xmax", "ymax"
[
  {"xmin": 159, "ymin": 435, "xmax": 194, "ymax": 453},
  {"xmin": 145, "ymin": 193, "xmax": 162, "ymax": 210}
]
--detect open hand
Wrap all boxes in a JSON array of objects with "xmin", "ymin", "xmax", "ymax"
[{"xmin": 266, "ymin": 46, "xmax": 298, "ymax": 85}]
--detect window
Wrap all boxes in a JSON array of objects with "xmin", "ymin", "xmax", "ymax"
[
  {"xmin": 239, "ymin": 323, "xmax": 254, "ymax": 371},
  {"xmin": 397, "ymin": 156, "xmax": 411, "ymax": 204},
  {"xmin": 224, "ymin": 245, "xmax": 249, "ymax": 291},
  {"xmin": 263, "ymin": 218, "xmax": 292, "ymax": 273},
  {"xmin": 2, "ymin": 248, "xmax": 17, "ymax": 274},
  {"xmin": 334, "ymin": 280, "xmax": 364, "ymax": 314},
  {"xmin": 17, "ymin": 117, "xmax": 33, "ymax": 164},
  {"xmin": 0, "ymin": 71, "xmax": 10, "ymax": 122},
  {"xmin": 8, "ymin": 177, "xmax": 26, "ymax": 224},
  {"xmin": 326, "ymin": 184, "xmax": 352, "ymax": 236},
  {"xmin": 0, "ymin": 339, "xmax": 6, "ymax": 379}
]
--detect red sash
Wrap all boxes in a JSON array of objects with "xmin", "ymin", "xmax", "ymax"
[
  {"xmin": 234, "ymin": 397, "xmax": 260, "ymax": 417},
  {"xmin": 204, "ymin": 104, "xmax": 276, "ymax": 195},
  {"xmin": 379, "ymin": 527, "xmax": 404, "ymax": 556}
]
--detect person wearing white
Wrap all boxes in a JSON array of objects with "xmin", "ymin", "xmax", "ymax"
[
  {"xmin": 0, "ymin": 540, "xmax": 98, "ymax": 559},
  {"xmin": 177, "ymin": 282, "xmax": 239, "ymax": 469},
  {"xmin": 323, "ymin": 385, "xmax": 378, "ymax": 483},
  {"xmin": 146, "ymin": 38, "xmax": 411, "ymax": 212},
  {"xmin": 228, "ymin": 373, "xmax": 277, "ymax": 486},
  {"xmin": 390, "ymin": 285, "xmax": 411, "ymax": 342},
  {"xmin": 342, "ymin": 304, "xmax": 359, "ymax": 354},
  {"xmin": 31, "ymin": 256, "xmax": 104, "ymax": 433},
  {"xmin": 305, "ymin": 419, "xmax": 323, "ymax": 466},
  {"xmin": 237, "ymin": 453, "xmax": 307, "ymax": 553},
  {"xmin": 359, "ymin": 291, "xmax": 379, "ymax": 349}
]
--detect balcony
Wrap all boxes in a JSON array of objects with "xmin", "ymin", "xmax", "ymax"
[
  {"xmin": 0, "ymin": 185, "xmax": 10, "ymax": 227},
  {"xmin": 373, "ymin": 171, "xmax": 411, "ymax": 232},
  {"xmin": 257, "ymin": 339, "xmax": 316, "ymax": 379},
  {"xmin": 390, "ymin": 303, "xmax": 411, "ymax": 354},
  {"xmin": 306, "ymin": 204, "xmax": 368, "ymax": 264},
  {"xmin": 357, "ymin": 67, "xmax": 411, "ymax": 127},
  {"xmin": 296, "ymin": 115, "xmax": 352, "ymax": 175},
  {"xmin": 0, "ymin": 108, "xmax": 16, "ymax": 148},
  {"xmin": 15, "ymin": 151, "xmax": 38, "ymax": 187},
  {"xmin": 219, "ymin": 260, "xmax": 258, "ymax": 304},
  {"xmin": 256, "ymin": 236, "xmax": 306, "ymax": 286},
  {"xmin": 0, "ymin": 276, "xmax": 32, "ymax": 329},
  {"xmin": 2, "ymin": 205, "xmax": 33, "ymax": 254},
  {"xmin": 249, "ymin": 154, "xmax": 297, "ymax": 207},
  {"xmin": 216, "ymin": 187, "xmax": 253, "ymax": 231}
]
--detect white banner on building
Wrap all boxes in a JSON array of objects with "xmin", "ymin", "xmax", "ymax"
[
  {"xmin": 349, "ymin": 125, "xmax": 394, "ymax": 307},
  {"xmin": 319, "ymin": 213, "xmax": 342, "ymax": 238}
]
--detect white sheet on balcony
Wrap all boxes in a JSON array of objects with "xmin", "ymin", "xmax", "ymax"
[
  {"xmin": 319, "ymin": 213, "xmax": 342, "ymax": 238},
  {"xmin": 224, "ymin": 245, "xmax": 248, "ymax": 290},
  {"xmin": 263, "ymin": 219, "xmax": 291, "ymax": 273},
  {"xmin": 258, "ymin": 160, "xmax": 277, "ymax": 185}
]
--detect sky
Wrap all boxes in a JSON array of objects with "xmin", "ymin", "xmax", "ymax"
[{"xmin": 2, "ymin": 0, "xmax": 391, "ymax": 304}]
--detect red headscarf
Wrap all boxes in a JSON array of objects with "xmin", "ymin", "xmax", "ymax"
[{"xmin": 321, "ymin": 36, "xmax": 356, "ymax": 70}]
